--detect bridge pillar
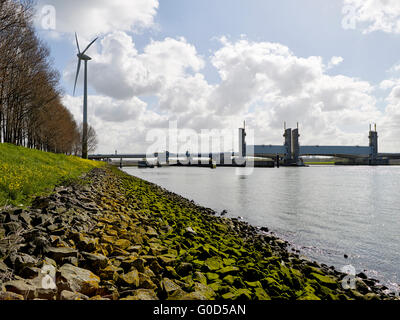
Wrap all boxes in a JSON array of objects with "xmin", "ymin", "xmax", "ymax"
[
  {"xmin": 283, "ymin": 128, "xmax": 292, "ymax": 164},
  {"xmin": 185, "ymin": 151, "xmax": 191, "ymax": 166},
  {"xmin": 220, "ymin": 153, "xmax": 225, "ymax": 165},
  {"xmin": 292, "ymin": 128, "xmax": 300, "ymax": 165},
  {"xmin": 369, "ymin": 125, "xmax": 378, "ymax": 165},
  {"xmin": 239, "ymin": 127, "xmax": 246, "ymax": 157},
  {"xmin": 154, "ymin": 153, "xmax": 162, "ymax": 167}
]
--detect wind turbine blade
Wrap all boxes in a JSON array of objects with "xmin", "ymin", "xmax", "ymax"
[
  {"xmin": 73, "ymin": 58, "xmax": 81, "ymax": 96},
  {"xmin": 75, "ymin": 32, "xmax": 81, "ymax": 53},
  {"xmin": 82, "ymin": 37, "xmax": 98, "ymax": 55}
]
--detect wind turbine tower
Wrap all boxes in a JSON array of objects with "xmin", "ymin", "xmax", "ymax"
[{"xmin": 73, "ymin": 33, "xmax": 98, "ymax": 159}]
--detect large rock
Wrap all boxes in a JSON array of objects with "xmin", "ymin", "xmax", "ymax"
[
  {"xmin": 0, "ymin": 260, "xmax": 9, "ymax": 273},
  {"xmin": 57, "ymin": 264, "xmax": 100, "ymax": 296},
  {"xmin": 204, "ymin": 256, "xmax": 223, "ymax": 272},
  {"xmin": 131, "ymin": 289, "xmax": 159, "ymax": 300},
  {"xmin": 5, "ymin": 253, "xmax": 37, "ymax": 272},
  {"xmin": 19, "ymin": 212, "xmax": 32, "ymax": 226},
  {"xmin": 139, "ymin": 273, "xmax": 157, "ymax": 290},
  {"xmin": 120, "ymin": 257, "xmax": 144, "ymax": 273},
  {"xmin": 73, "ymin": 233, "xmax": 98, "ymax": 252},
  {"xmin": 161, "ymin": 278, "xmax": 181, "ymax": 295},
  {"xmin": 19, "ymin": 266, "xmax": 41, "ymax": 279},
  {"xmin": 0, "ymin": 291, "xmax": 25, "ymax": 300},
  {"xmin": 2, "ymin": 222, "xmax": 21, "ymax": 234},
  {"xmin": 3, "ymin": 280, "xmax": 37, "ymax": 299},
  {"xmin": 45, "ymin": 247, "xmax": 78, "ymax": 263},
  {"xmin": 149, "ymin": 260, "xmax": 164, "ymax": 274},
  {"xmin": 31, "ymin": 197, "xmax": 50, "ymax": 210},
  {"xmin": 221, "ymin": 288, "xmax": 252, "ymax": 300},
  {"xmin": 181, "ymin": 292, "xmax": 207, "ymax": 300},
  {"xmin": 60, "ymin": 290, "xmax": 89, "ymax": 300},
  {"xmin": 99, "ymin": 264, "xmax": 122, "ymax": 282},
  {"xmin": 157, "ymin": 254, "xmax": 177, "ymax": 266},
  {"xmin": 118, "ymin": 269, "xmax": 140, "ymax": 287},
  {"xmin": 81, "ymin": 252, "xmax": 109, "ymax": 271},
  {"xmin": 193, "ymin": 282, "xmax": 216, "ymax": 300},
  {"xmin": 0, "ymin": 225, "xmax": 5, "ymax": 239},
  {"xmin": 176, "ymin": 262, "xmax": 193, "ymax": 276},
  {"xmin": 193, "ymin": 272, "xmax": 207, "ymax": 285},
  {"xmin": 310, "ymin": 273, "xmax": 338, "ymax": 289},
  {"xmin": 254, "ymin": 287, "xmax": 271, "ymax": 300},
  {"xmin": 114, "ymin": 239, "xmax": 132, "ymax": 250}
]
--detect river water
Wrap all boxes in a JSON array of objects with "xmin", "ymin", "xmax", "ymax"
[{"xmin": 123, "ymin": 165, "xmax": 400, "ymax": 290}]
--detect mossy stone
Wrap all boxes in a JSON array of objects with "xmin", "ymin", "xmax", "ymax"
[
  {"xmin": 298, "ymin": 292, "xmax": 321, "ymax": 300},
  {"xmin": 118, "ymin": 269, "xmax": 139, "ymax": 287},
  {"xmin": 193, "ymin": 282, "xmax": 216, "ymax": 300},
  {"xmin": 165, "ymin": 266, "xmax": 180, "ymax": 278},
  {"xmin": 218, "ymin": 266, "xmax": 239, "ymax": 275},
  {"xmin": 206, "ymin": 273, "xmax": 219, "ymax": 281},
  {"xmin": 221, "ymin": 288, "xmax": 252, "ymax": 300},
  {"xmin": 222, "ymin": 275, "xmax": 236, "ymax": 286},
  {"xmin": 254, "ymin": 287, "xmax": 271, "ymax": 300},
  {"xmin": 222, "ymin": 258, "xmax": 236, "ymax": 266},
  {"xmin": 204, "ymin": 256, "xmax": 223, "ymax": 272},
  {"xmin": 244, "ymin": 280, "xmax": 262, "ymax": 288},
  {"xmin": 208, "ymin": 280, "xmax": 223, "ymax": 292},
  {"xmin": 310, "ymin": 273, "xmax": 337, "ymax": 289},
  {"xmin": 193, "ymin": 272, "xmax": 207, "ymax": 285}
]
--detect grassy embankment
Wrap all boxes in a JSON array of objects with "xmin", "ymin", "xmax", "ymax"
[{"xmin": 0, "ymin": 143, "xmax": 104, "ymax": 207}]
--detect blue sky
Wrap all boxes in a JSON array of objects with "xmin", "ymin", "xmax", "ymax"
[
  {"xmin": 34, "ymin": 0, "xmax": 400, "ymax": 153},
  {"xmin": 45, "ymin": 1, "xmax": 400, "ymax": 87}
]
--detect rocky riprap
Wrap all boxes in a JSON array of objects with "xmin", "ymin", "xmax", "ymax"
[{"xmin": 0, "ymin": 166, "xmax": 397, "ymax": 300}]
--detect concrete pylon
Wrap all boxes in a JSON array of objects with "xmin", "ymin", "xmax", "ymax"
[
  {"xmin": 292, "ymin": 128, "xmax": 300, "ymax": 164},
  {"xmin": 239, "ymin": 127, "xmax": 246, "ymax": 157},
  {"xmin": 284, "ymin": 128, "xmax": 292, "ymax": 164},
  {"xmin": 369, "ymin": 124, "xmax": 378, "ymax": 164}
]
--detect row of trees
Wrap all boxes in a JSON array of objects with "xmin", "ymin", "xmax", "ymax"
[{"xmin": 0, "ymin": 0, "xmax": 97, "ymax": 155}]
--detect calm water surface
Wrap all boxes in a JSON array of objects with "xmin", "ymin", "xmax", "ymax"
[{"xmin": 123, "ymin": 166, "xmax": 400, "ymax": 290}]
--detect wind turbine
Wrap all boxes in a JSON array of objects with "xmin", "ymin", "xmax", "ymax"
[{"xmin": 73, "ymin": 32, "xmax": 98, "ymax": 159}]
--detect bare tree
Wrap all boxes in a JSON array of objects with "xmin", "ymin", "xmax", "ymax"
[
  {"xmin": 0, "ymin": 0, "xmax": 81, "ymax": 154},
  {"xmin": 73, "ymin": 124, "xmax": 98, "ymax": 155}
]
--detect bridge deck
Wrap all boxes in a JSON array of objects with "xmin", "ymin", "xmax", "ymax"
[
  {"xmin": 248, "ymin": 145, "xmax": 372, "ymax": 158},
  {"xmin": 89, "ymin": 147, "xmax": 400, "ymax": 161},
  {"xmin": 299, "ymin": 145, "xmax": 372, "ymax": 157}
]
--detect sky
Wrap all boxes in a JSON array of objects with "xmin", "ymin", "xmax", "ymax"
[{"xmin": 33, "ymin": 0, "xmax": 400, "ymax": 154}]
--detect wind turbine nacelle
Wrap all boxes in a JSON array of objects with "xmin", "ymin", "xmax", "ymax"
[{"xmin": 77, "ymin": 53, "xmax": 92, "ymax": 61}]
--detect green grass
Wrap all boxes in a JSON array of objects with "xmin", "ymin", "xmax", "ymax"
[{"xmin": 0, "ymin": 143, "xmax": 105, "ymax": 207}]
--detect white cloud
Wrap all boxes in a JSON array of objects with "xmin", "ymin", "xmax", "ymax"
[
  {"xmin": 65, "ymin": 33, "xmax": 206, "ymax": 100},
  {"xmin": 343, "ymin": 0, "xmax": 400, "ymax": 34},
  {"xmin": 35, "ymin": 0, "xmax": 159, "ymax": 38},
  {"xmin": 380, "ymin": 79, "xmax": 398, "ymax": 90},
  {"xmin": 327, "ymin": 56, "xmax": 344, "ymax": 69},
  {"xmin": 376, "ymin": 83, "xmax": 400, "ymax": 152},
  {"xmin": 208, "ymin": 38, "xmax": 379, "ymax": 146}
]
